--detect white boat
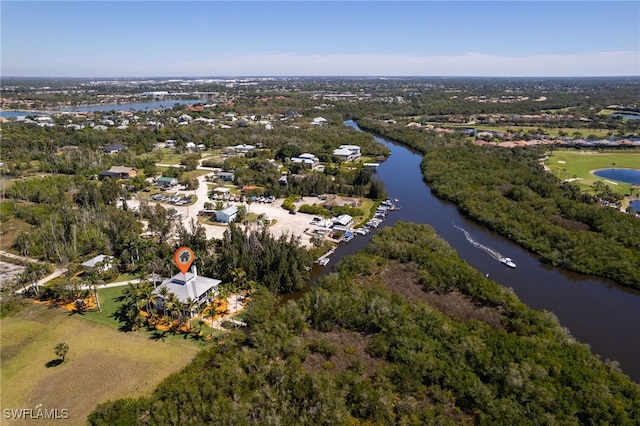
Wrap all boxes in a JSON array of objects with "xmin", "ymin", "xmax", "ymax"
[
  {"xmin": 316, "ymin": 258, "xmax": 330, "ymax": 266},
  {"xmin": 501, "ymin": 257, "xmax": 516, "ymax": 268}
]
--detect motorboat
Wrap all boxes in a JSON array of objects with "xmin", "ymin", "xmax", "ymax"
[{"xmin": 501, "ymin": 257, "xmax": 516, "ymax": 268}]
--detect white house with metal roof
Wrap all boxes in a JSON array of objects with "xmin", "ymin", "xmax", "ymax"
[
  {"xmin": 154, "ymin": 266, "xmax": 221, "ymax": 314},
  {"xmin": 332, "ymin": 145, "xmax": 361, "ymax": 162}
]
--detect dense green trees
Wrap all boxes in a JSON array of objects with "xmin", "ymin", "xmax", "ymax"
[
  {"xmin": 214, "ymin": 223, "xmax": 313, "ymax": 294},
  {"xmin": 89, "ymin": 222, "xmax": 640, "ymax": 425}
]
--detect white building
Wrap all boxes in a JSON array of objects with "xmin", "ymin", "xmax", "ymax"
[
  {"xmin": 155, "ymin": 266, "xmax": 221, "ymax": 315},
  {"xmin": 332, "ymin": 145, "xmax": 361, "ymax": 162},
  {"xmin": 81, "ymin": 254, "xmax": 115, "ymax": 272},
  {"xmin": 311, "ymin": 117, "xmax": 327, "ymax": 127},
  {"xmin": 215, "ymin": 205, "xmax": 238, "ymax": 223},
  {"xmin": 291, "ymin": 153, "xmax": 319, "ymax": 168}
]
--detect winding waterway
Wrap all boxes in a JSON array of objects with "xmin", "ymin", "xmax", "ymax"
[{"xmin": 315, "ymin": 120, "xmax": 640, "ymax": 383}]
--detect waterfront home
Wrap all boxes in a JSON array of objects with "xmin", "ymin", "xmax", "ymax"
[
  {"xmin": 154, "ymin": 266, "xmax": 221, "ymax": 315},
  {"xmin": 332, "ymin": 144, "xmax": 361, "ymax": 162}
]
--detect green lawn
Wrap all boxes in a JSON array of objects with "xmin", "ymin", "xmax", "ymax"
[
  {"xmin": 1, "ymin": 302, "xmax": 201, "ymax": 424},
  {"xmin": 80, "ymin": 285, "xmax": 221, "ymax": 346},
  {"xmin": 545, "ymin": 150, "xmax": 640, "ymax": 196}
]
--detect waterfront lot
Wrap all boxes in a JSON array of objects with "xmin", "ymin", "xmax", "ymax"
[
  {"xmin": 0, "ymin": 302, "xmax": 200, "ymax": 424},
  {"xmin": 546, "ymin": 150, "xmax": 640, "ymax": 195}
]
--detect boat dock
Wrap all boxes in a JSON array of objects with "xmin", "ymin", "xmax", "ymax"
[{"xmin": 315, "ymin": 247, "xmax": 336, "ymax": 266}]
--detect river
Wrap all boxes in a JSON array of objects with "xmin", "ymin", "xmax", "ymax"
[{"xmin": 313, "ymin": 120, "xmax": 640, "ymax": 383}]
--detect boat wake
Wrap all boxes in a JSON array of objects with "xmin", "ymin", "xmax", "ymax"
[{"xmin": 454, "ymin": 225, "xmax": 506, "ymax": 263}]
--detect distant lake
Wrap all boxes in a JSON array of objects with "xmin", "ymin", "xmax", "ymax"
[
  {"xmin": 612, "ymin": 113, "xmax": 640, "ymax": 120},
  {"xmin": 0, "ymin": 110, "xmax": 45, "ymax": 118},
  {"xmin": 1, "ymin": 99, "xmax": 203, "ymax": 118},
  {"xmin": 592, "ymin": 168, "xmax": 640, "ymax": 185}
]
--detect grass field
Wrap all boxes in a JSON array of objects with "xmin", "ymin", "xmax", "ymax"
[
  {"xmin": 0, "ymin": 301, "xmax": 201, "ymax": 425},
  {"xmin": 545, "ymin": 150, "xmax": 640, "ymax": 196}
]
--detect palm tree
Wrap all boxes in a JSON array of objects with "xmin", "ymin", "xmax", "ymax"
[
  {"xmin": 183, "ymin": 297, "xmax": 198, "ymax": 331},
  {"xmin": 86, "ymin": 269, "xmax": 105, "ymax": 312},
  {"xmin": 156, "ymin": 286, "xmax": 170, "ymax": 322},
  {"xmin": 164, "ymin": 292, "xmax": 179, "ymax": 325},
  {"xmin": 54, "ymin": 342, "xmax": 69, "ymax": 363}
]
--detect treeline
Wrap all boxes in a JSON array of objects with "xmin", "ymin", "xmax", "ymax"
[
  {"xmin": 420, "ymin": 146, "xmax": 640, "ymax": 288},
  {"xmin": 353, "ymin": 121, "xmax": 640, "ymax": 288},
  {"xmin": 89, "ymin": 222, "xmax": 640, "ymax": 425}
]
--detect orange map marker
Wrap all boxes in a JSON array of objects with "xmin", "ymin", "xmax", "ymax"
[{"xmin": 174, "ymin": 246, "xmax": 194, "ymax": 275}]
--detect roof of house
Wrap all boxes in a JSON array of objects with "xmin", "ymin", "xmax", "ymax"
[
  {"xmin": 157, "ymin": 272, "xmax": 221, "ymax": 303},
  {"xmin": 332, "ymin": 148, "xmax": 352, "ymax": 156},
  {"xmin": 107, "ymin": 166, "xmax": 136, "ymax": 174},
  {"xmin": 81, "ymin": 254, "xmax": 114, "ymax": 268},
  {"xmin": 103, "ymin": 143, "xmax": 126, "ymax": 151}
]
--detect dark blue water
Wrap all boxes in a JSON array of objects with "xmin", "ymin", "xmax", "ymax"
[
  {"xmin": 320, "ymin": 120, "xmax": 640, "ymax": 383},
  {"xmin": 630, "ymin": 200, "xmax": 640, "ymax": 212},
  {"xmin": 593, "ymin": 168, "xmax": 640, "ymax": 185}
]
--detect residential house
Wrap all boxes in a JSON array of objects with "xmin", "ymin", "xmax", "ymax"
[
  {"xmin": 229, "ymin": 144, "xmax": 256, "ymax": 154},
  {"xmin": 324, "ymin": 195, "xmax": 360, "ymax": 208},
  {"xmin": 215, "ymin": 205, "xmax": 238, "ymax": 223},
  {"xmin": 103, "ymin": 143, "xmax": 126, "ymax": 154},
  {"xmin": 99, "ymin": 166, "xmax": 137, "ymax": 180},
  {"xmin": 332, "ymin": 145, "xmax": 361, "ymax": 162},
  {"xmin": 81, "ymin": 254, "xmax": 115, "ymax": 273},
  {"xmin": 154, "ymin": 266, "xmax": 221, "ymax": 315},
  {"xmin": 291, "ymin": 153, "xmax": 319, "ymax": 168}
]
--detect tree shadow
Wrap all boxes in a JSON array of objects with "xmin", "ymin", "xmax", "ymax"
[
  {"xmin": 45, "ymin": 359, "xmax": 63, "ymax": 368},
  {"xmin": 190, "ymin": 332, "xmax": 206, "ymax": 342},
  {"xmin": 151, "ymin": 330, "xmax": 167, "ymax": 341}
]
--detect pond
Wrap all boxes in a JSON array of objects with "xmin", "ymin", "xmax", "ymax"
[{"xmin": 592, "ymin": 168, "xmax": 640, "ymax": 185}]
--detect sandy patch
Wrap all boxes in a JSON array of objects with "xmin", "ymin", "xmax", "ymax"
[
  {"xmin": 557, "ymin": 160, "xmax": 566, "ymax": 164},
  {"xmin": 0, "ymin": 261, "xmax": 26, "ymax": 288}
]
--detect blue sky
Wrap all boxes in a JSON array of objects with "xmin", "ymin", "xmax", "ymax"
[{"xmin": 2, "ymin": 1, "xmax": 638, "ymax": 77}]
